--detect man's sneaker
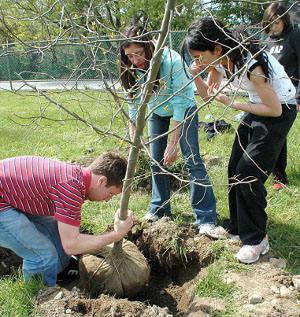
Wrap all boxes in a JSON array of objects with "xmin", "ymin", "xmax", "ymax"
[
  {"xmin": 57, "ymin": 256, "xmax": 79, "ymax": 284},
  {"xmin": 273, "ymin": 183, "xmax": 285, "ymax": 190},
  {"xmin": 235, "ymin": 237, "xmax": 270, "ymax": 264},
  {"xmin": 198, "ymin": 223, "xmax": 229, "ymax": 239},
  {"xmin": 142, "ymin": 212, "xmax": 159, "ymax": 222}
]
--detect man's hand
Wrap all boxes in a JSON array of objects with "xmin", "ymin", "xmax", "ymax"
[
  {"xmin": 163, "ymin": 143, "xmax": 178, "ymax": 166},
  {"xmin": 297, "ymin": 104, "xmax": 300, "ymax": 112},
  {"xmin": 114, "ymin": 209, "xmax": 134, "ymax": 239}
]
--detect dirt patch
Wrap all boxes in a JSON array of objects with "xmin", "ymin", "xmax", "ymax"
[
  {"xmin": 36, "ymin": 288, "xmax": 173, "ymax": 317},
  {"xmin": 219, "ymin": 259, "xmax": 300, "ymax": 317},
  {"xmin": 3, "ymin": 218, "xmax": 299, "ymax": 317},
  {"xmin": 0, "ymin": 247, "xmax": 22, "ymax": 276}
]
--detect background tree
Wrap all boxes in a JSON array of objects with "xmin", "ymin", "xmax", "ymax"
[
  {"xmin": 0, "ymin": 0, "xmax": 202, "ymax": 43},
  {"xmin": 206, "ymin": 0, "xmax": 298, "ymax": 26},
  {"xmin": 2, "ymin": 1, "xmax": 298, "ymax": 44}
]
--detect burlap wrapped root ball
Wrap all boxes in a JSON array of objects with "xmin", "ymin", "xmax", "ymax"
[{"xmin": 79, "ymin": 239, "xmax": 150, "ymax": 298}]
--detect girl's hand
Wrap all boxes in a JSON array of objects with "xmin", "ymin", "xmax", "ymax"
[
  {"xmin": 189, "ymin": 61, "xmax": 203, "ymax": 77},
  {"xmin": 207, "ymin": 83, "xmax": 231, "ymax": 106},
  {"xmin": 163, "ymin": 143, "xmax": 178, "ymax": 166}
]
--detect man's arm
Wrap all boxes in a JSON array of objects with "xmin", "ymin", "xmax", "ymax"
[{"xmin": 58, "ymin": 210, "xmax": 133, "ymax": 255}]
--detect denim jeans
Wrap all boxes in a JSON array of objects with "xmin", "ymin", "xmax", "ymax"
[
  {"xmin": 148, "ymin": 105, "xmax": 217, "ymax": 225},
  {"xmin": 0, "ymin": 208, "xmax": 70, "ymax": 286}
]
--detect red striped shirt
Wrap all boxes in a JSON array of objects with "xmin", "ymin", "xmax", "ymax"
[{"xmin": 0, "ymin": 156, "xmax": 91, "ymax": 227}]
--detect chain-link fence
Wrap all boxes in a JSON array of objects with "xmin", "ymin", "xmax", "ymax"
[{"xmin": 0, "ymin": 31, "xmax": 186, "ymax": 82}]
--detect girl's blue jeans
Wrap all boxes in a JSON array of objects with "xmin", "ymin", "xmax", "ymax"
[
  {"xmin": 0, "ymin": 207, "xmax": 70, "ymax": 286},
  {"xmin": 148, "ymin": 105, "xmax": 217, "ymax": 225}
]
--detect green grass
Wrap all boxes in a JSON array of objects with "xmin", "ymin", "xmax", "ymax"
[
  {"xmin": 196, "ymin": 241, "xmax": 251, "ymax": 316},
  {"xmin": 197, "ymin": 266, "xmax": 236, "ymax": 299},
  {"xmin": 0, "ymin": 90, "xmax": 126, "ymax": 159},
  {"xmin": 0, "ymin": 90, "xmax": 299, "ymax": 315},
  {"xmin": 196, "ymin": 246, "xmax": 238, "ymax": 316},
  {"xmin": 209, "ymin": 240, "xmax": 250, "ymax": 273},
  {"xmin": 0, "ymin": 272, "xmax": 44, "ymax": 317}
]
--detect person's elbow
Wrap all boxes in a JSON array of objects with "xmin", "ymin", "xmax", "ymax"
[
  {"xmin": 265, "ymin": 101, "xmax": 282, "ymax": 117},
  {"xmin": 272, "ymin": 108, "xmax": 282, "ymax": 117},
  {"xmin": 59, "ymin": 230, "xmax": 80, "ymax": 255},
  {"xmin": 58, "ymin": 221, "xmax": 81, "ymax": 255},
  {"xmin": 270, "ymin": 104, "xmax": 282, "ymax": 117},
  {"xmin": 61, "ymin": 240, "xmax": 77, "ymax": 256}
]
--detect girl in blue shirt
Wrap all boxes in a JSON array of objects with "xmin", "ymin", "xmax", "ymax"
[{"xmin": 120, "ymin": 24, "xmax": 227, "ymax": 239}]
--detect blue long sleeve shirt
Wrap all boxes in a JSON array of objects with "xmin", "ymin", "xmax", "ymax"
[{"xmin": 127, "ymin": 47, "xmax": 196, "ymax": 122}]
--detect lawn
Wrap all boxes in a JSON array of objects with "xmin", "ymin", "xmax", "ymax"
[{"xmin": 0, "ymin": 89, "xmax": 299, "ymax": 315}]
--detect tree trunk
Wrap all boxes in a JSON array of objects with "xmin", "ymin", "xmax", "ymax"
[{"xmin": 113, "ymin": 0, "xmax": 176, "ymax": 253}]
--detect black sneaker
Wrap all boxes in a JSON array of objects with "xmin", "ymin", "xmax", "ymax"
[{"xmin": 57, "ymin": 256, "xmax": 80, "ymax": 284}]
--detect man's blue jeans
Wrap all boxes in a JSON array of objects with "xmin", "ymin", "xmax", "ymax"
[
  {"xmin": 148, "ymin": 105, "xmax": 217, "ymax": 225},
  {"xmin": 0, "ymin": 208, "xmax": 70, "ymax": 286}
]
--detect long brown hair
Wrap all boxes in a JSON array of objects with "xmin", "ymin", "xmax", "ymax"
[
  {"xmin": 120, "ymin": 25, "xmax": 160, "ymax": 97},
  {"xmin": 261, "ymin": 3, "xmax": 291, "ymax": 34}
]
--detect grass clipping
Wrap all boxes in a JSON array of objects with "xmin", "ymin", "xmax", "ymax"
[{"xmin": 79, "ymin": 239, "xmax": 150, "ymax": 298}]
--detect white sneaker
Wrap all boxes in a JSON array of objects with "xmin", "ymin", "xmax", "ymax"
[
  {"xmin": 235, "ymin": 237, "xmax": 270, "ymax": 264},
  {"xmin": 198, "ymin": 223, "xmax": 229, "ymax": 239},
  {"xmin": 142, "ymin": 212, "xmax": 159, "ymax": 222}
]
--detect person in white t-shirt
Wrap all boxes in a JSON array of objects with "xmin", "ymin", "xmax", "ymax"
[{"xmin": 181, "ymin": 17, "xmax": 297, "ymax": 264}]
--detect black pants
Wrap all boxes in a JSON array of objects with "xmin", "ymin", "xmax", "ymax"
[
  {"xmin": 228, "ymin": 104, "xmax": 297, "ymax": 245},
  {"xmin": 273, "ymin": 140, "xmax": 288, "ymax": 184}
]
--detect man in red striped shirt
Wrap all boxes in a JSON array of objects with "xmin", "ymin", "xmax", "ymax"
[{"xmin": 0, "ymin": 152, "xmax": 134, "ymax": 286}]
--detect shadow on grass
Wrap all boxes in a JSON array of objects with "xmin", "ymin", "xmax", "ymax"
[
  {"xmin": 268, "ymin": 220, "xmax": 300, "ymax": 275},
  {"xmin": 288, "ymin": 168, "xmax": 300, "ymax": 185}
]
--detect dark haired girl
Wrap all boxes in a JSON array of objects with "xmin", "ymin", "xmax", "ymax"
[
  {"xmin": 262, "ymin": 2, "xmax": 300, "ymax": 189},
  {"xmin": 120, "ymin": 24, "xmax": 228, "ymax": 239},
  {"xmin": 182, "ymin": 17, "xmax": 297, "ymax": 263}
]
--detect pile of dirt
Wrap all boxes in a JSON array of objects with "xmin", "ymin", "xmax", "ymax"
[
  {"xmin": 36, "ymin": 287, "xmax": 173, "ymax": 317},
  {"xmin": 130, "ymin": 217, "xmax": 215, "ymax": 271}
]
